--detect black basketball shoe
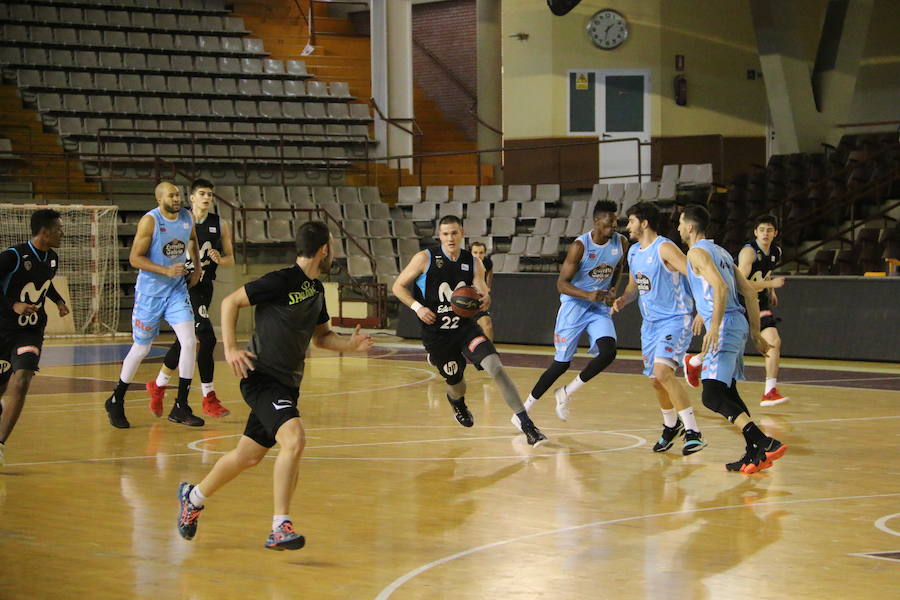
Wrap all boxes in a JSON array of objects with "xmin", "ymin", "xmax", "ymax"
[
  {"xmin": 652, "ymin": 419, "xmax": 684, "ymax": 452},
  {"xmin": 682, "ymin": 429, "xmax": 708, "ymax": 455},
  {"xmin": 447, "ymin": 395, "xmax": 474, "ymax": 427},
  {"xmin": 168, "ymin": 403, "xmax": 205, "ymax": 427},
  {"xmin": 104, "ymin": 395, "xmax": 130, "ymax": 429},
  {"xmin": 521, "ymin": 421, "xmax": 548, "ymax": 447}
]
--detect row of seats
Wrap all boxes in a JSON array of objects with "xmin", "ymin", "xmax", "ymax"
[
  {"xmin": 1, "ymin": 5, "xmax": 245, "ymax": 34},
  {"xmin": 80, "ymin": 141, "xmax": 360, "ymax": 164},
  {"xmin": 17, "ymin": 69, "xmax": 351, "ymax": 101},
  {"xmin": 36, "ymin": 94, "xmax": 373, "ymax": 123},
  {"xmin": 215, "ymin": 185, "xmax": 383, "ymax": 207},
  {"xmin": 397, "ymin": 184, "xmax": 561, "ymax": 205},
  {"xmin": 660, "ymin": 163, "xmax": 714, "ymax": 186},
  {"xmin": 0, "ymin": 48, "xmax": 311, "ymax": 79},
  {"xmin": 809, "ymin": 227, "xmax": 900, "ymax": 275},
  {"xmin": 7, "ymin": 0, "xmax": 229, "ymax": 12}
]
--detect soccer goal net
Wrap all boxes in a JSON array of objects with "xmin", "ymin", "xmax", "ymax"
[{"xmin": 0, "ymin": 204, "xmax": 119, "ymax": 336}]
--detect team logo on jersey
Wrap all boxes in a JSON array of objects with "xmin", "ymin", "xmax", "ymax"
[
  {"xmin": 288, "ymin": 280, "xmax": 319, "ymax": 305},
  {"xmin": 23, "ymin": 260, "xmax": 32, "ymax": 271},
  {"xmin": 435, "ymin": 282, "xmax": 465, "ymax": 314},
  {"xmin": 163, "ymin": 239, "xmax": 186, "ymax": 258},
  {"xmin": 21, "ymin": 281, "xmax": 50, "ymax": 306},
  {"xmin": 461, "ymin": 263, "xmax": 469, "ymax": 271},
  {"xmin": 589, "ymin": 263, "xmax": 614, "ymax": 282},
  {"xmin": 435, "ymin": 255, "xmax": 444, "ymax": 269},
  {"xmin": 209, "ymin": 226, "xmax": 217, "ymax": 233},
  {"xmin": 442, "ymin": 361, "xmax": 459, "ymax": 376},
  {"xmin": 0, "ymin": 360, "xmax": 10, "ymax": 374},
  {"xmin": 635, "ymin": 272, "xmax": 652, "ymax": 292},
  {"xmin": 160, "ymin": 227, "xmax": 167, "ymax": 232},
  {"xmin": 589, "ymin": 252, "xmax": 596, "ymax": 259}
]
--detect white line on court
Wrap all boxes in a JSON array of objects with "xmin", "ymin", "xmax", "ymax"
[
  {"xmin": 847, "ymin": 551, "xmax": 900, "ymax": 563},
  {"xmin": 874, "ymin": 512, "xmax": 900, "ymax": 537},
  {"xmin": 373, "ymin": 492, "xmax": 900, "ymax": 600}
]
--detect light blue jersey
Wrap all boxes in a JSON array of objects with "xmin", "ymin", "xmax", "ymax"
[
  {"xmin": 135, "ymin": 207, "xmax": 193, "ymax": 297},
  {"xmin": 686, "ymin": 239, "xmax": 745, "ymax": 323},
  {"xmin": 627, "ymin": 236, "xmax": 693, "ymax": 322},
  {"xmin": 561, "ymin": 232, "xmax": 625, "ymax": 310}
]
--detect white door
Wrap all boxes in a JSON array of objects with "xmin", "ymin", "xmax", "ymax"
[{"xmin": 596, "ymin": 70, "xmax": 651, "ymax": 183}]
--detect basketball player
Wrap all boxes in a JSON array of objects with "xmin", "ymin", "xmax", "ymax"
[
  {"xmin": 0, "ymin": 209, "xmax": 68, "ymax": 467},
  {"xmin": 468, "ymin": 241, "xmax": 494, "ymax": 340},
  {"xmin": 176, "ymin": 221, "xmax": 373, "ymax": 550},
  {"xmin": 517, "ymin": 201, "xmax": 626, "ymax": 424},
  {"xmin": 104, "ymin": 182, "xmax": 203, "ymax": 429},
  {"xmin": 736, "ymin": 216, "xmax": 788, "ymax": 406},
  {"xmin": 611, "ymin": 202, "xmax": 707, "ymax": 455},
  {"xmin": 678, "ymin": 206, "xmax": 787, "ymax": 473},
  {"xmin": 392, "ymin": 216, "xmax": 547, "ymax": 446},
  {"xmin": 147, "ymin": 178, "xmax": 233, "ymax": 418}
]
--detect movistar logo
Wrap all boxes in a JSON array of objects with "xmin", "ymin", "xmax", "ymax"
[{"xmin": 288, "ymin": 280, "xmax": 318, "ymax": 305}]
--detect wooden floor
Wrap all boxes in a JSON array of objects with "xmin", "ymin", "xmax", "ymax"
[{"xmin": 1, "ymin": 335, "xmax": 898, "ymax": 600}]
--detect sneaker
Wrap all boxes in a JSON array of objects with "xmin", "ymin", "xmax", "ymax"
[
  {"xmin": 168, "ymin": 403, "xmax": 205, "ymax": 427},
  {"xmin": 760, "ymin": 389, "xmax": 790, "ymax": 407},
  {"xmin": 759, "ymin": 437, "xmax": 788, "ymax": 467},
  {"xmin": 448, "ymin": 396, "xmax": 473, "ymax": 428},
  {"xmin": 146, "ymin": 380, "xmax": 166, "ymax": 417},
  {"xmin": 681, "ymin": 429, "xmax": 707, "ymax": 455},
  {"xmin": 652, "ymin": 419, "xmax": 684, "ymax": 452},
  {"xmin": 176, "ymin": 482, "xmax": 204, "ymax": 540},
  {"xmin": 682, "ymin": 354, "xmax": 701, "ymax": 388},
  {"xmin": 553, "ymin": 387, "xmax": 570, "ymax": 421},
  {"xmin": 104, "ymin": 395, "xmax": 130, "ymax": 429},
  {"xmin": 265, "ymin": 520, "xmax": 306, "ymax": 551},
  {"xmin": 510, "ymin": 397, "xmax": 536, "ymax": 431},
  {"xmin": 521, "ymin": 421, "xmax": 548, "ymax": 447},
  {"xmin": 202, "ymin": 391, "xmax": 230, "ymax": 417},
  {"xmin": 725, "ymin": 447, "xmax": 766, "ymax": 474}
]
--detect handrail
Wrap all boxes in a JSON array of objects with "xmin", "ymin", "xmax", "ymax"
[
  {"xmin": 835, "ymin": 119, "xmax": 900, "ymax": 128},
  {"xmin": 412, "ymin": 36, "xmax": 476, "ymax": 101},
  {"xmin": 369, "ymin": 97, "xmax": 423, "ymax": 137}
]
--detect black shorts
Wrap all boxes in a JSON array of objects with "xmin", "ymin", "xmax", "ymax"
[
  {"xmin": 189, "ymin": 279, "xmax": 214, "ymax": 335},
  {"xmin": 759, "ymin": 310, "xmax": 780, "ymax": 331},
  {"xmin": 239, "ymin": 370, "xmax": 301, "ymax": 448},
  {"xmin": 422, "ymin": 320, "xmax": 496, "ymax": 384},
  {"xmin": 0, "ymin": 328, "xmax": 44, "ymax": 385}
]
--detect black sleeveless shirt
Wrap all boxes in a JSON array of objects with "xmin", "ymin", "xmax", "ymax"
[
  {"xmin": 413, "ymin": 247, "xmax": 475, "ymax": 333},
  {"xmin": 744, "ymin": 240, "xmax": 781, "ymax": 311},
  {"xmin": 186, "ymin": 212, "xmax": 223, "ymax": 281},
  {"xmin": 0, "ymin": 242, "xmax": 59, "ymax": 332}
]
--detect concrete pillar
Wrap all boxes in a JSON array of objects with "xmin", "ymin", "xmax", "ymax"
[{"xmin": 477, "ymin": 0, "xmax": 503, "ymax": 179}]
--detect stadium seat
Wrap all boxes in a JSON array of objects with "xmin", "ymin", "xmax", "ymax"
[{"xmin": 453, "ymin": 185, "xmax": 476, "ymax": 203}]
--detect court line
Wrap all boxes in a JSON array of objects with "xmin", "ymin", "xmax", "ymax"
[
  {"xmin": 847, "ymin": 551, "xmax": 900, "ymax": 563},
  {"xmin": 779, "ymin": 375, "xmax": 900, "ymax": 385},
  {"xmin": 373, "ymin": 491, "xmax": 900, "ymax": 600},
  {"xmin": 874, "ymin": 513, "xmax": 900, "ymax": 537}
]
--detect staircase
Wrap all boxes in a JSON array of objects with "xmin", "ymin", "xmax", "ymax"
[
  {"xmin": 230, "ymin": 0, "xmax": 490, "ymax": 197},
  {"xmin": 0, "ymin": 86, "xmax": 107, "ymax": 203}
]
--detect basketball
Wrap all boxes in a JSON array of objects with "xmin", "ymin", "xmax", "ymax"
[{"xmin": 450, "ymin": 286, "xmax": 481, "ymax": 318}]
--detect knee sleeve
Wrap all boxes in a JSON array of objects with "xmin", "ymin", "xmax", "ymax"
[
  {"xmin": 196, "ymin": 328, "xmax": 217, "ymax": 383},
  {"xmin": 447, "ymin": 380, "xmax": 467, "ymax": 400},
  {"xmin": 480, "ymin": 353, "xmax": 503, "ymax": 376},
  {"xmin": 481, "ymin": 353, "xmax": 525, "ymax": 413},
  {"xmin": 701, "ymin": 379, "xmax": 744, "ymax": 422},
  {"xmin": 530, "ymin": 360, "xmax": 571, "ymax": 399},
  {"xmin": 580, "ymin": 337, "xmax": 617, "ymax": 382},
  {"xmin": 729, "ymin": 380, "xmax": 750, "ymax": 418},
  {"xmin": 163, "ymin": 339, "xmax": 181, "ymax": 371}
]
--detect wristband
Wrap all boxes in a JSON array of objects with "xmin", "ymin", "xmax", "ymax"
[{"xmin": 411, "ymin": 301, "xmax": 423, "ymax": 312}]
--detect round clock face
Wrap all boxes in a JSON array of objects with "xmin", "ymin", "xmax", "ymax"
[{"xmin": 587, "ymin": 9, "xmax": 629, "ymax": 50}]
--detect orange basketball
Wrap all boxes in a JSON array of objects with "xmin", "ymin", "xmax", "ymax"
[{"xmin": 450, "ymin": 286, "xmax": 481, "ymax": 318}]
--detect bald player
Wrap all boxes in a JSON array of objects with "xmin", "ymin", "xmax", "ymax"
[{"xmin": 104, "ymin": 182, "xmax": 203, "ymax": 429}]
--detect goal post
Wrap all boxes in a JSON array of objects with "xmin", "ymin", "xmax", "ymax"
[{"xmin": 0, "ymin": 204, "xmax": 120, "ymax": 337}]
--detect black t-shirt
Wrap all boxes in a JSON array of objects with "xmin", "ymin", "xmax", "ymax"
[
  {"xmin": 244, "ymin": 264, "xmax": 329, "ymax": 388},
  {"xmin": 743, "ymin": 240, "xmax": 781, "ymax": 311},
  {"xmin": 186, "ymin": 212, "xmax": 223, "ymax": 282},
  {"xmin": 413, "ymin": 247, "xmax": 475, "ymax": 334},
  {"xmin": 482, "ymin": 255, "xmax": 493, "ymax": 275},
  {"xmin": 0, "ymin": 242, "xmax": 60, "ymax": 333}
]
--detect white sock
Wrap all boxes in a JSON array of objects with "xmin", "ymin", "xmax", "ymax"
[
  {"xmin": 661, "ymin": 408, "xmax": 678, "ymax": 428},
  {"xmin": 765, "ymin": 378, "xmax": 777, "ymax": 394},
  {"xmin": 201, "ymin": 382, "xmax": 215, "ymax": 396},
  {"xmin": 523, "ymin": 394, "xmax": 536, "ymax": 410},
  {"xmin": 273, "ymin": 514, "xmax": 291, "ymax": 529},
  {"xmin": 189, "ymin": 485, "xmax": 206, "ymax": 507},
  {"xmin": 155, "ymin": 372, "xmax": 171, "ymax": 388},
  {"xmin": 689, "ymin": 354, "xmax": 702, "ymax": 367},
  {"xmin": 678, "ymin": 407, "xmax": 700, "ymax": 432},
  {"xmin": 564, "ymin": 374, "xmax": 585, "ymax": 397}
]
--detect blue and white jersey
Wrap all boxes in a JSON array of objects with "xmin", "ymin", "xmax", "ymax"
[
  {"xmin": 135, "ymin": 207, "xmax": 193, "ymax": 297},
  {"xmin": 686, "ymin": 239, "xmax": 746, "ymax": 323},
  {"xmin": 561, "ymin": 232, "xmax": 625, "ymax": 310},
  {"xmin": 627, "ymin": 235, "xmax": 693, "ymax": 322}
]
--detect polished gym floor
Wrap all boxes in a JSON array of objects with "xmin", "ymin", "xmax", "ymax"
[{"xmin": 1, "ymin": 335, "xmax": 898, "ymax": 599}]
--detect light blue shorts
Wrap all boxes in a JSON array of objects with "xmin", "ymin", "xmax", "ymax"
[
  {"xmin": 131, "ymin": 288, "xmax": 194, "ymax": 344},
  {"xmin": 553, "ymin": 301, "xmax": 617, "ymax": 362},
  {"xmin": 640, "ymin": 314, "xmax": 692, "ymax": 376},
  {"xmin": 701, "ymin": 312, "xmax": 748, "ymax": 384}
]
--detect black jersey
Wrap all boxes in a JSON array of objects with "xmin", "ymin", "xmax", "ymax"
[
  {"xmin": 186, "ymin": 212, "xmax": 223, "ymax": 281},
  {"xmin": 244, "ymin": 264, "xmax": 329, "ymax": 388},
  {"xmin": 413, "ymin": 247, "xmax": 476, "ymax": 334},
  {"xmin": 0, "ymin": 242, "xmax": 60, "ymax": 332},
  {"xmin": 744, "ymin": 240, "xmax": 781, "ymax": 311}
]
